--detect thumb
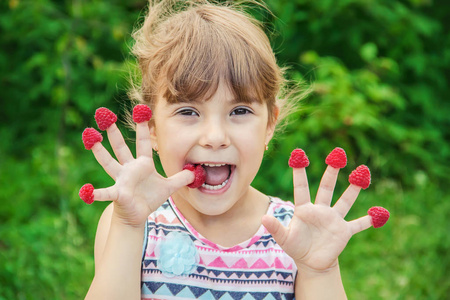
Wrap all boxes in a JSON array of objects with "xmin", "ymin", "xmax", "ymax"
[
  {"xmin": 165, "ymin": 169, "xmax": 195, "ymax": 195},
  {"xmin": 262, "ymin": 215, "xmax": 289, "ymax": 247}
]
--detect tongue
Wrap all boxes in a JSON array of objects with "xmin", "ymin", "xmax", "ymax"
[{"xmin": 204, "ymin": 165, "xmax": 230, "ymax": 186}]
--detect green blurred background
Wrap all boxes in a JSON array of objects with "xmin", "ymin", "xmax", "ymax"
[{"xmin": 1, "ymin": 0, "xmax": 449, "ymax": 299}]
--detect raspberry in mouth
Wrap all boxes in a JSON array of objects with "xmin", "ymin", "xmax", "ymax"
[{"xmin": 183, "ymin": 163, "xmax": 233, "ymax": 190}]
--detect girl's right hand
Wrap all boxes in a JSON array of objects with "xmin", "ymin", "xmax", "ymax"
[{"xmin": 82, "ymin": 107, "xmax": 194, "ymax": 227}]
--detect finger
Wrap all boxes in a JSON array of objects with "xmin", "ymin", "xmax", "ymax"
[
  {"xmin": 293, "ymin": 168, "xmax": 311, "ymax": 206},
  {"xmin": 79, "ymin": 184, "xmax": 117, "ymax": 204},
  {"xmin": 261, "ymin": 215, "xmax": 289, "ymax": 247},
  {"xmin": 91, "ymin": 142, "xmax": 122, "ymax": 179},
  {"xmin": 165, "ymin": 170, "xmax": 195, "ymax": 195},
  {"xmin": 136, "ymin": 122, "xmax": 153, "ymax": 158},
  {"xmin": 106, "ymin": 124, "xmax": 134, "ymax": 164},
  {"xmin": 333, "ymin": 184, "xmax": 361, "ymax": 218},
  {"xmin": 93, "ymin": 186, "xmax": 119, "ymax": 202},
  {"xmin": 348, "ymin": 215, "xmax": 372, "ymax": 235},
  {"xmin": 315, "ymin": 165, "xmax": 339, "ymax": 206}
]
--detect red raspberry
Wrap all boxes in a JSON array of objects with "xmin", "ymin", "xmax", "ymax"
[
  {"xmin": 325, "ymin": 147, "xmax": 347, "ymax": 169},
  {"xmin": 288, "ymin": 148, "xmax": 310, "ymax": 168},
  {"xmin": 95, "ymin": 107, "xmax": 117, "ymax": 131},
  {"xmin": 183, "ymin": 163, "xmax": 206, "ymax": 188},
  {"xmin": 79, "ymin": 183, "xmax": 94, "ymax": 204},
  {"xmin": 133, "ymin": 104, "xmax": 152, "ymax": 123},
  {"xmin": 82, "ymin": 128, "xmax": 103, "ymax": 150},
  {"xmin": 348, "ymin": 165, "xmax": 371, "ymax": 189},
  {"xmin": 368, "ymin": 206, "xmax": 390, "ymax": 228}
]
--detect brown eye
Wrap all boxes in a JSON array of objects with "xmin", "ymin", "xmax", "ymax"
[
  {"xmin": 177, "ymin": 108, "xmax": 199, "ymax": 116},
  {"xmin": 231, "ymin": 107, "xmax": 252, "ymax": 116}
]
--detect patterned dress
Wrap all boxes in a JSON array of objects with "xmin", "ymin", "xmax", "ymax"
[{"xmin": 141, "ymin": 197, "xmax": 297, "ymax": 300}]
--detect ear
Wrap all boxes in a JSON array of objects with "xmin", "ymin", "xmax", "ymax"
[{"xmin": 149, "ymin": 122, "xmax": 158, "ymax": 152}]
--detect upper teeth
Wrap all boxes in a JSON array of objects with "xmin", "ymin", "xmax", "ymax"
[{"xmin": 202, "ymin": 163, "xmax": 226, "ymax": 167}]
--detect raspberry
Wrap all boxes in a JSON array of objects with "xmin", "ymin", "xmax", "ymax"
[
  {"xmin": 95, "ymin": 107, "xmax": 117, "ymax": 131},
  {"xmin": 348, "ymin": 165, "xmax": 371, "ymax": 189},
  {"xmin": 133, "ymin": 104, "xmax": 152, "ymax": 123},
  {"xmin": 79, "ymin": 183, "xmax": 94, "ymax": 204},
  {"xmin": 82, "ymin": 128, "xmax": 103, "ymax": 150},
  {"xmin": 325, "ymin": 147, "xmax": 347, "ymax": 169},
  {"xmin": 288, "ymin": 148, "xmax": 310, "ymax": 168},
  {"xmin": 183, "ymin": 163, "xmax": 206, "ymax": 188},
  {"xmin": 368, "ymin": 206, "xmax": 390, "ymax": 228}
]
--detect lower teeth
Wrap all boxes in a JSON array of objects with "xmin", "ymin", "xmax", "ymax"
[{"xmin": 202, "ymin": 179, "xmax": 228, "ymax": 190}]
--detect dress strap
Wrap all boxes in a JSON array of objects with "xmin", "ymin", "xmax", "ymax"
[{"xmin": 141, "ymin": 218, "xmax": 149, "ymax": 262}]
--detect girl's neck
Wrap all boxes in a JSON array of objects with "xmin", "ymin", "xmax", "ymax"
[{"xmin": 172, "ymin": 187, "xmax": 270, "ymax": 247}]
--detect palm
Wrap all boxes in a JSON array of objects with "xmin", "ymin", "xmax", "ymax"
[
  {"xmin": 109, "ymin": 156, "xmax": 166, "ymax": 224},
  {"xmin": 87, "ymin": 121, "xmax": 193, "ymax": 227},
  {"xmin": 262, "ymin": 166, "xmax": 372, "ymax": 271},
  {"xmin": 281, "ymin": 203, "xmax": 353, "ymax": 270}
]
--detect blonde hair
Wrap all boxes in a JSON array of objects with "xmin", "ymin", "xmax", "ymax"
[{"xmin": 128, "ymin": 0, "xmax": 303, "ymax": 129}]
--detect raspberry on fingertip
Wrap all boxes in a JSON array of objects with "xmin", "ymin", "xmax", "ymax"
[
  {"xmin": 348, "ymin": 165, "xmax": 371, "ymax": 189},
  {"xmin": 368, "ymin": 206, "xmax": 390, "ymax": 228},
  {"xmin": 79, "ymin": 183, "xmax": 95, "ymax": 204},
  {"xmin": 95, "ymin": 107, "xmax": 117, "ymax": 131},
  {"xmin": 82, "ymin": 128, "xmax": 103, "ymax": 150},
  {"xmin": 183, "ymin": 164, "xmax": 206, "ymax": 189},
  {"xmin": 288, "ymin": 148, "xmax": 310, "ymax": 168},
  {"xmin": 133, "ymin": 104, "xmax": 152, "ymax": 123},
  {"xmin": 325, "ymin": 147, "xmax": 347, "ymax": 169}
]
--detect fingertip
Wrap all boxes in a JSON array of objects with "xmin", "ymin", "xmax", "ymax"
[
  {"xmin": 349, "ymin": 215, "xmax": 372, "ymax": 235},
  {"xmin": 261, "ymin": 215, "xmax": 278, "ymax": 232},
  {"xmin": 183, "ymin": 164, "xmax": 206, "ymax": 189},
  {"xmin": 261, "ymin": 214, "xmax": 271, "ymax": 224},
  {"xmin": 95, "ymin": 107, "xmax": 117, "ymax": 131},
  {"xmin": 79, "ymin": 183, "xmax": 95, "ymax": 204},
  {"xmin": 325, "ymin": 147, "xmax": 347, "ymax": 169},
  {"xmin": 169, "ymin": 169, "xmax": 196, "ymax": 191},
  {"xmin": 133, "ymin": 104, "xmax": 152, "ymax": 123},
  {"xmin": 348, "ymin": 165, "xmax": 371, "ymax": 189},
  {"xmin": 183, "ymin": 169, "xmax": 196, "ymax": 186},
  {"xmin": 288, "ymin": 148, "xmax": 310, "ymax": 168},
  {"xmin": 368, "ymin": 206, "xmax": 390, "ymax": 228},
  {"xmin": 82, "ymin": 128, "xmax": 103, "ymax": 150}
]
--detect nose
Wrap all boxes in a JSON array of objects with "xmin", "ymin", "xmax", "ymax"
[{"xmin": 199, "ymin": 116, "xmax": 230, "ymax": 150}]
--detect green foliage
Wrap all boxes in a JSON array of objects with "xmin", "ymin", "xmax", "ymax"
[
  {"xmin": 260, "ymin": 0, "xmax": 450, "ymax": 188},
  {"xmin": 0, "ymin": 0, "xmax": 449, "ymax": 299}
]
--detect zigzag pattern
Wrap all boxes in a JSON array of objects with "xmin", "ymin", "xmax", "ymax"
[
  {"xmin": 142, "ymin": 282, "xmax": 295, "ymax": 300},
  {"xmin": 141, "ymin": 197, "xmax": 297, "ymax": 299},
  {"xmin": 143, "ymin": 259, "xmax": 294, "ymax": 284}
]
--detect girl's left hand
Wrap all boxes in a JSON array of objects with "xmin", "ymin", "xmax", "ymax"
[{"xmin": 262, "ymin": 159, "xmax": 375, "ymax": 272}]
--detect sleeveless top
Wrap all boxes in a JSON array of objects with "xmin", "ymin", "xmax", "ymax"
[{"xmin": 141, "ymin": 197, "xmax": 296, "ymax": 300}]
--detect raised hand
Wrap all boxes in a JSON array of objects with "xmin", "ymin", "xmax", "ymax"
[
  {"xmin": 262, "ymin": 147, "xmax": 389, "ymax": 272},
  {"xmin": 78, "ymin": 106, "xmax": 194, "ymax": 227}
]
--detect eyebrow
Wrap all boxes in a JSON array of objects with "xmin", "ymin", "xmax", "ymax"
[{"xmin": 173, "ymin": 96, "xmax": 260, "ymax": 105}]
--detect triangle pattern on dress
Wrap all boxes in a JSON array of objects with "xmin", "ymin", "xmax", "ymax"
[
  {"xmin": 188, "ymin": 286, "xmax": 209, "ymax": 298},
  {"xmin": 250, "ymin": 258, "xmax": 270, "ymax": 269},
  {"xmin": 208, "ymin": 256, "xmax": 229, "ymax": 268},
  {"xmin": 166, "ymin": 283, "xmax": 185, "ymax": 296}
]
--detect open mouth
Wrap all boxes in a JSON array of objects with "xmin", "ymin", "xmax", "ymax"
[{"xmin": 197, "ymin": 163, "xmax": 233, "ymax": 191}]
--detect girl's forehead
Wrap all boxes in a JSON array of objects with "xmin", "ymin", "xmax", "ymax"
[{"xmin": 158, "ymin": 79, "xmax": 262, "ymax": 107}]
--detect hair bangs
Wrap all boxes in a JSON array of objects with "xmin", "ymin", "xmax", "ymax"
[{"xmin": 161, "ymin": 7, "xmax": 269, "ymax": 105}]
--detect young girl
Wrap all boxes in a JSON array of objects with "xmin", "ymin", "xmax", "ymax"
[{"xmin": 81, "ymin": 1, "xmax": 388, "ymax": 299}]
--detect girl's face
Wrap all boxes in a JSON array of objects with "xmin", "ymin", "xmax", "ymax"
[{"xmin": 150, "ymin": 81, "xmax": 275, "ymax": 217}]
